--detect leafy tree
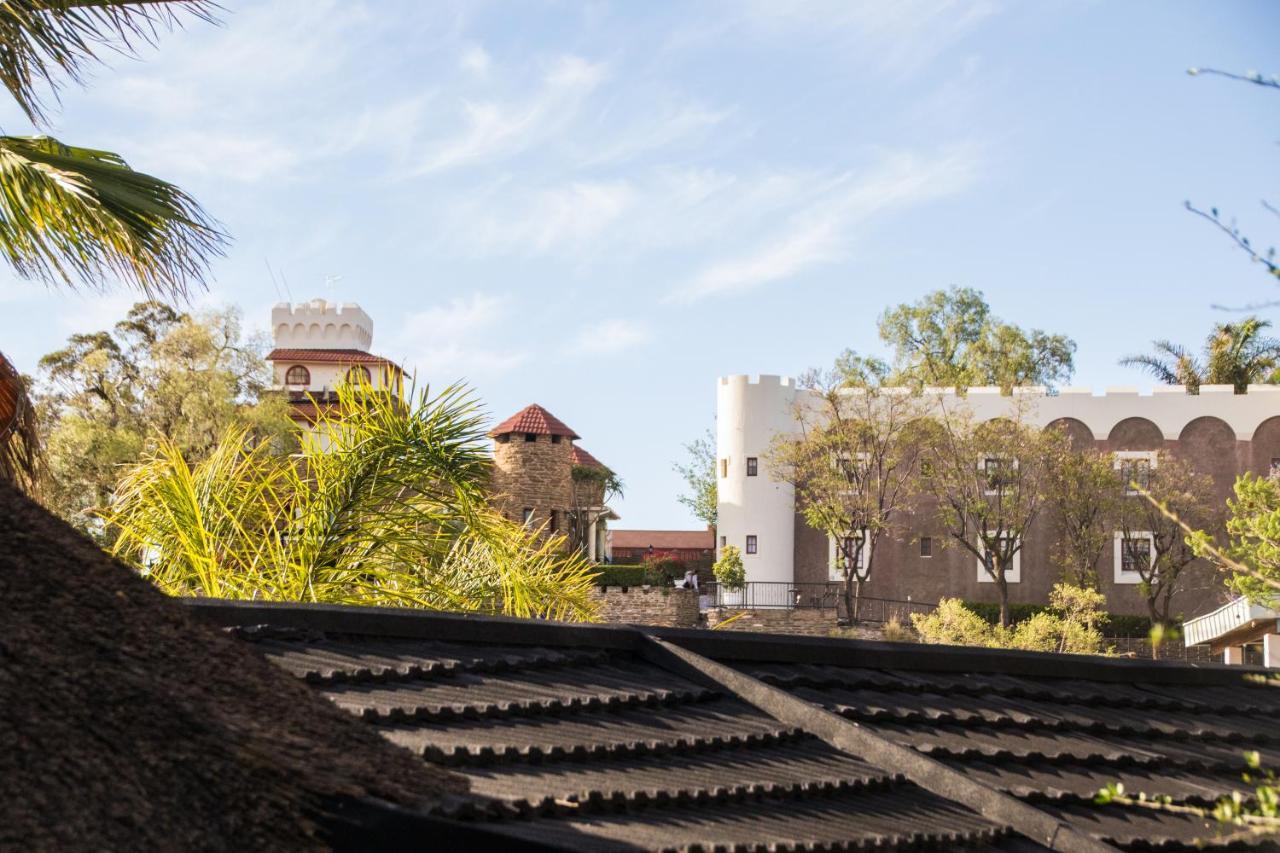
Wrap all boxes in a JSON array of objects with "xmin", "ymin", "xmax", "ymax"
[
  {"xmin": 768, "ymin": 368, "xmax": 930, "ymax": 624},
  {"xmin": 875, "ymin": 286, "xmax": 1076, "ymax": 390},
  {"xmin": 567, "ymin": 457, "xmax": 623, "ymax": 559},
  {"xmin": 674, "ymin": 427, "xmax": 717, "ymax": 527},
  {"xmin": 1184, "ymin": 472, "xmax": 1280, "ymax": 608},
  {"xmin": 1115, "ymin": 455, "xmax": 1222, "ymax": 626},
  {"xmin": 712, "ymin": 544, "xmax": 745, "ymax": 590},
  {"xmin": 0, "ymin": 2, "xmax": 223, "ymax": 490},
  {"xmin": 36, "ymin": 301, "xmax": 291, "ymax": 537},
  {"xmin": 1047, "ymin": 447, "xmax": 1125, "ymax": 588},
  {"xmin": 921, "ymin": 399, "xmax": 1069, "ymax": 627},
  {"xmin": 106, "ymin": 380, "xmax": 600, "ymax": 621},
  {"xmin": 1121, "ymin": 317, "xmax": 1280, "ymax": 393}
]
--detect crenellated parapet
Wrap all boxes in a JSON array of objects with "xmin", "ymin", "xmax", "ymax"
[{"xmin": 271, "ymin": 299, "xmax": 374, "ymax": 350}]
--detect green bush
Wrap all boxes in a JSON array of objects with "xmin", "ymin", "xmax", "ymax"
[
  {"xmin": 713, "ymin": 545, "xmax": 746, "ymax": 590},
  {"xmin": 591, "ymin": 565, "xmax": 649, "ymax": 587},
  {"xmin": 962, "ymin": 599, "xmax": 1160, "ymax": 637}
]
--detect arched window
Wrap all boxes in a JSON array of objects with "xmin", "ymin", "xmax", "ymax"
[
  {"xmin": 345, "ymin": 365, "xmax": 372, "ymax": 385},
  {"xmin": 285, "ymin": 365, "xmax": 310, "ymax": 385}
]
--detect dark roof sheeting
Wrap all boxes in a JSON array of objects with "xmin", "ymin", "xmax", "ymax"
[
  {"xmin": 186, "ymin": 600, "xmax": 1280, "ymax": 852},
  {"xmin": 0, "ymin": 483, "xmax": 464, "ymax": 852},
  {"xmin": 489, "ymin": 404, "xmax": 580, "ymax": 439}
]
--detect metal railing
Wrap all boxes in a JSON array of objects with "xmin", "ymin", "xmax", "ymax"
[{"xmin": 702, "ymin": 581, "xmax": 936, "ymax": 624}]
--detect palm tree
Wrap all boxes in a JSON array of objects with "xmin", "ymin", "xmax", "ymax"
[
  {"xmin": 1121, "ymin": 317, "xmax": 1280, "ymax": 393},
  {"xmin": 0, "ymin": 2, "xmax": 223, "ymax": 488},
  {"xmin": 105, "ymin": 380, "xmax": 601, "ymax": 621}
]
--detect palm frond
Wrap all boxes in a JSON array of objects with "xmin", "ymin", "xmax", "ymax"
[
  {"xmin": 0, "ymin": 135, "xmax": 224, "ymax": 298},
  {"xmin": 1118, "ymin": 353, "xmax": 1183, "ymax": 386},
  {"xmin": 0, "ymin": 0, "xmax": 218, "ymax": 125},
  {"xmin": 0, "ymin": 349, "xmax": 40, "ymax": 494}
]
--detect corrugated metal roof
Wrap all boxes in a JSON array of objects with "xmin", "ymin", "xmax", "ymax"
[{"xmin": 1183, "ymin": 597, "xmax": 1280, "ymax": 646}]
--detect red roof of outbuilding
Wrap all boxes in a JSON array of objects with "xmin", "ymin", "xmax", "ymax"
[
  {"xmin": 570, "ymin": 445, "xmax": 608, "ymax": 470},
  {"xmin": 489, "ymin": 404, "xmax": 580, "ymax": 439},
  {"xmin": 609, "ymin": 529, "xmax": 715, "ymax": 550},
  {"xmin": 267, "ymin": 349, "xmax": 402, "ymax": 371}
]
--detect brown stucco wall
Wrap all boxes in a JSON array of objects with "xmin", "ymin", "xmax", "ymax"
[{"xmin": 798, "ymin": 418, "xmax": 1264, "ymax": 619}]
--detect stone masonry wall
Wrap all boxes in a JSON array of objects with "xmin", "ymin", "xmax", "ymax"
[
  {"xmin": 703, "ymin": 607, "xmax": 880, "ymax": 638},
  {"xmin": 591, "ymin": 587, "xmax": 700, "ymax": 628},
  {"xmin": 491, "ymin": 434, "xmax": 573, "ymax": 535}
]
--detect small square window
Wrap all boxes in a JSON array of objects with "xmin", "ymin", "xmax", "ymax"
[
  {"xmin": 745, "ymin": 535, "xmax": 757, "ymax": 555},
  {"xmin": 1114, "ymin": 531, "xmax": 1154, "ymax": 584},
  {"xmin": 746, "ymin": 457, "xmax": 758, "ymax": 477},
  {"xmin": 525, "ymin": 433, "xmax": 537, "ymax": 443},
  {"xmin": 719, "ymin": 535, "xmax": 726, "ymax": 548},
  {"xmin": 920, "ymin": 536, "xmax": 932, "ymax": 558},
  {"xmin": 1114, "ymin": 451, "xmax": 1157, "ymax": 494},
  {"xmin": 522, "ymin": 508, "xmax": 534, "ymax": 526},
  {"xmin": 551, "ymin": 434, "xmax": 562, "ymax": 444},
  {"xmin": 720, "ymin": 458, "xmax": 728, "ymax": 478}
]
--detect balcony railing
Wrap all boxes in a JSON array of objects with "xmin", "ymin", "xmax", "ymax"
[{"xmin": 702, "ymin": 581, "xmax": 936, "ymax": 623}]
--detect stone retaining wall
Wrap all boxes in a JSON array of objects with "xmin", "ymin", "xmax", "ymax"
[
  {"xmin": 704, "ymin": 606, "xmax": 876, "ymax": 638},
  {"xmin": 590, "ymin": 587, "xmax": 700, "ymax": 628}
]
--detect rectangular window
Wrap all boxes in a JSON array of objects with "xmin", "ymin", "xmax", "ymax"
[
  {"xmin": 1113, "ymin": 451, "xmax": 1157, "ymax": 494},
  {"xmin": 548, "ymin": 509, "xmax": 558, "ymax": 533},
  {"xmin": 551, "ymin": 434, "xmax": 562, "ymax": 444},
  {"xmin": 522, "ymin": 507, "xmax": 534, "ymax": 526},
  {"xmin": 720, "ymin": 458, "xmax": 728, "ymax": 478},
  {"xmin": 983, "ymin": 457, "xmax": 1014, "ymax": 493},
  {"xmin": 1271, "ymin": 457, "xmax": 1280, "ymax": 477},
  {"xmin": 977, "ymin": 534, "xmax": 1021, "ymax": 583},
  {"xmin": 920, "ymin": 536, "xmax": 932, "ymax": 558},
  {"xmin": 746, "ymin": 457, "xmax": 758, "ymax": 477},
  {"xmin": 524, "ymin": 433, "xmax": 537, "ymax": 443},
  {"xmin": 719, "ymin": 535, "xmax": 726, "ymax": 548},
  {"xmin": 1114, "ymin": 530, "xmax": 1154, "ymax": 584},
  {"xmin": 745, "ymin": 535, "xmax": 757, "ymax": 555}
]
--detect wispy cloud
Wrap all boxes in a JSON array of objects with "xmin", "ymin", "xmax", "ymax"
[
  {"xmin": 391, "ymin": 294, "xmax": 529, "ymax": 380},
  {"xmin": 668, "ymin": 146, "xmax": 983, "ymax": 303},
  {"xmin": 565, "ymin": 319, "xmax": 651, "ymax": 356},
  {"xmin": 415, "ymin": 55, "xmax": 607, "ymax": 174}
]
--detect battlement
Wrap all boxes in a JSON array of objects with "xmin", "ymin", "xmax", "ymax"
[
  {"xmin": 719, "ymin": 374, "xmax": 795, "ymax": 388},
  {"xmin": 272, "ymin": 299, "xmax": 373, "ymax": 350}
]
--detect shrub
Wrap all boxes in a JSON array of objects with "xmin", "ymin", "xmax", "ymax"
[
  {"xmin": 1103, "ymin": 614, "xmax": 1155, "ymax": 637},
  {"xmin": 915, "ymin": 585, "xmax": 1106, "ymax": 654},
  {"xmin": 713, "ymin": 545, "xmax": 746, "ymax": 590},
  {"xmin": 591, "ymin": 565, "xmax": 648, "ymax": 587},
  {"xmin": 911, "ymin": 599, "xmax": 1002, "ymax": 647},
  {"xmin": 881, "ymin": 617, "xmax": 916, "ymax": 643},
  {"xmin": 641, "ymin": 553, "xmax": 685, "ymax": 586}
]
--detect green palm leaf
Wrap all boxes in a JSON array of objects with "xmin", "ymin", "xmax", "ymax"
[
  {"xmin": 0, "ymin": 135, "xmax": 224, "ymax": 297},
  {"xmin": 0, "ymin": 0, "xmax": 216, "ymax": 125}
]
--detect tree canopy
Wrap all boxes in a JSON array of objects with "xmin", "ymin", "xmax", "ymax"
[
  {"xmin": 838, "ymin": 287, "xmax": 1076, "ymax": 391},
  {"xmin": 1120, "ymin": 317, "xmax": 1280, "ymax": 393}
]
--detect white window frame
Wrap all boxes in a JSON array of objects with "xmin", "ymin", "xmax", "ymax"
[
  {"xmin": 828, "ymin": 530, "xmax": 870, "ymax": 581},
  {"xmin": 979, "ymin": 456, "xmax": 1018, "ymax": 496},
  {"xmin": 1113, "ymin": 451, "xmax": 1158, "ymax": 496},
  {"xmin": 1114, "ymin": 530, "xmax": 1154, "ymax": 585},
  {"xmin": 977, "ymin": 533, "xmax": 1021, "ymax": 583}
]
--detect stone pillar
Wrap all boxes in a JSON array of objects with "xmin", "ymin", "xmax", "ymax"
[
  {"xmin": 587, "ymin": 517, "xmax": 598, "ymax": 561},
  {"xmin": 1264, "ymin": 634, "xmax": 1280, "ymax": 668},
  {"xmin": 1223, "ymin": 645, "xmax": 1244, "ymax": 665}
]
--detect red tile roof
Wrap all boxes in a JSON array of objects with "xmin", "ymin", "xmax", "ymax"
[
  {"xmin": 489, "ymin": 404, "xmax": 580, "ymax": 439},
  {"xmin": 609, "ymin": 529, "xmax": 714, "ymax": 551},
  {"xmin": 267, "ymin": 349, "xmax": 402, "ymax": 371},
  {"xmin": 570, "ymin": 445, "xmax": 608, "ymax": 470}
]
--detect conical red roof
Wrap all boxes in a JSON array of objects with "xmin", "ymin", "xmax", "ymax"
[
  {"xmin": 571, "ymin": 445, "xmax": 608, "ymax": 470},
  {"xmin": 489, "ymin": 404, "xmax": 580, "ymax": 439}
]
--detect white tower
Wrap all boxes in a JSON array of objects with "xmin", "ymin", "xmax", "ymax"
[
  {"xmin": 271, "ymin": 299, "xmax": 373, "ymax": 350},
  {"xmin": 716, "ymin": 375, "xmax": 799, "ymax": 584}
]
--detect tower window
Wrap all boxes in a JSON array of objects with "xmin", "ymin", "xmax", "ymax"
[
  {"xmin": 551, "ymin": 434, "xmax": 562, "ymax": 444},
  {"xmin": 525, "ymin": 432, "xmax": 537, "ymax": 442},
  {"xmin": 522, "ymin": 508, "xmax": 534, "ymax": 526},
  {"xmin": 920, "ymin": 537, "xmax": 933, "ymax": 558},
  {"xmin": 548, "ymin": 510, "xmax": 558, "ymax": 532},
  {"xmin": 285, "ymin": 365, "xmax": 310, "ymax": 385},
  {"xmin": 720, "ymin": 458, "xmax": 728, "ymax": 478},
  {"xmin": 345, "ymin": 365, "xmax": 372, "ymax": 384},
  {"xmin": 746, "ymin": 457, "xmax": 758, "ymax": 477},
  {"xmin": 745, "ymin": 535, "xmax": 757, "ymax": 555}
]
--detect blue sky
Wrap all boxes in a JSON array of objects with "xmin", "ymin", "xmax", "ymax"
[{"xmin": 2, "ymin": 1, "xmax": 1277, "ymax": 528}]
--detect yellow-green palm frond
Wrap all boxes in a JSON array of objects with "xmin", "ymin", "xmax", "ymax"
[
  {"xmin": 0, "ymin": 135, "xmax": 224, "ymax": 298},
  {"xmin": 0, "ymin": 0, "xmax": 217, "ymax": 125}
]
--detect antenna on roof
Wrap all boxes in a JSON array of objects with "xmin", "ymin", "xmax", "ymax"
[
  {"xmin": 280, "ymin": 270, "xmax": 294, "ymax": 303},
  {"xmin": 324, "ymin": 274, "xmax": 343, "ymax": 297},
  {"xmin": 263, "ymin": 258, "xmax": 283, "ymax": 301}
]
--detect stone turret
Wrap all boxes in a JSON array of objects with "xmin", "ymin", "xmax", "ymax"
[
  {"xmin": 271, "ymin": 299, "xmax": 373, "ymax": 350},
  {"xmin": 489, "ymin": 404, "xmax": 578, "ymax": 536}
]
